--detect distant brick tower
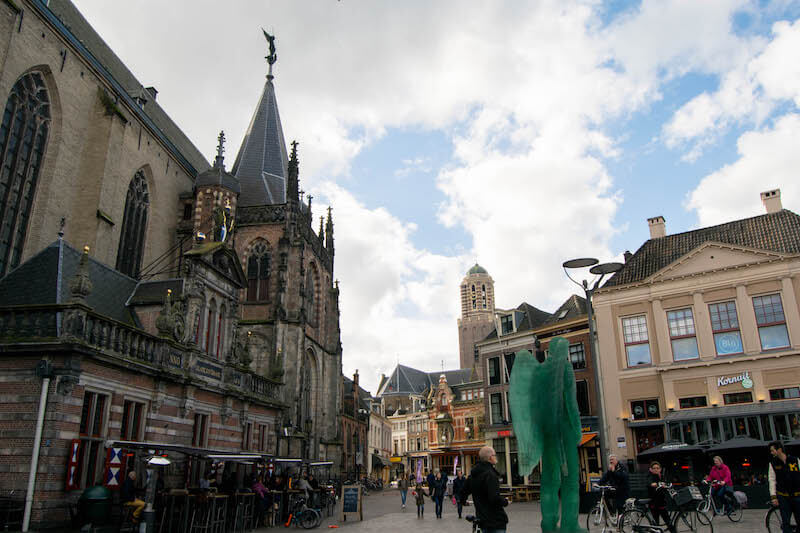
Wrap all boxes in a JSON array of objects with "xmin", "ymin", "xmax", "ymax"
[{"xmin": 457, "ymin": 264, "xmax": 496, "ymax": 372}]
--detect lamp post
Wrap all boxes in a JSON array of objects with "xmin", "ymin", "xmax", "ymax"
[{"xmin": 563, "ymin": 258, "xmax": 623, "ymax": 474}]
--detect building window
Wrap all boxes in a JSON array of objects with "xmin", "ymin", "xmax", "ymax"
[
  {"xmin": 569, "ymin": 343, "xmax": 586, "ymax": 370},
  {"xmin": 490, "ymin": 393, "xmax": 504, "ymax": 424},
  {"xmin": 709, "ymin": 301, "xmax": 743, "ymax": 355},
  {"xmin": 753, "ymin": 294, "xmax": 790, "ymax": 350},
  {"xmin": 120, "ymin": 400, "xmax": 145, "ymax": 441},
  {"xmin": 505, "ymin": 391, "xmax": 511, "ymax": 422},
  {"xmin": 306, "ymin": 267, "xmax": 317, "ymax": 324},
  {"xmin": 0, "ymin": 71, "xmax": 50, "ymax": 278},
  {"xmin": 500, "ymin": 315, "xmax": 513, "ymax": 335},
  {"xmin": 576, "ymin": 380, "xmax": 590, "ymax": 416},
  {"xmin": 116, "ymin": 170, "xmax": 149, "ymax": 278},
  {"xmin": 503, "ymin": 353, "xmax": 515, "ymax": 382},
  {"xmin": 473, "ymin": 345, "xmax": 479, "ymax": 361},
  {"xmin": 192, "ymin": 413, "xmax": 209, "ymax": 447},
  {"xmin": 216, "ymin": 304, "xmax": 226, "ymax": 358},
  {"xmin": 667, "ymin": 308, "xmax": 699, "ymax": 361},
  {"xmin": 182, "ymin": 203, "xmax": 192, "ymax": 220},
  {"xmin": 77, "ymin": 391, "xmax": 108, "ymax": 488},
  {"xmin": 723, "ymin": 391, "xmax": 753, "ymax": 405},
  {"xmin": 242, "ymin": 422, "xmax": 252, "ymax": 450},
  {"xmin": 679, "ymin": 396, "xmax": 708, "ymax": 409},
  {"xmin": 770, "ymin": 387, "xmax": 800, "ymax": 400},
  {"xmin": 205, "ymin": 300, "xmax": 216, "ymax": 355},
  {"xmin": 488, "ymin": 357, "xmax": 501, "ymax": 385},
  {"xmin": 257, "ymin": 424, "xmax": 269, "ymax": 452},
  {"xmin": 622, "ymin": 315, "xmax": 651, "ymax": 366},
  {"xmin": 630, "ymin": 399, "xmax": 660, "ymax": 420},
  {"xmin": 246, "ymin": 242, "xmax": 270, "ymax": 301}
]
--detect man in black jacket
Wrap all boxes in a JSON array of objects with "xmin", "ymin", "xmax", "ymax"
[
  {"xmin": 453, "ymin": 470, "xmax": 466, "ymax": 518},
  {"xmin": 460, "ymin": 446, "xmax": 509, "ymax": 532},
  {"xmin": 598, "ymin": 454, "xmax": 629, "ymax": 516}
]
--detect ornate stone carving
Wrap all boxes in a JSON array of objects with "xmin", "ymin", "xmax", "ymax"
[{"xmin": 69, "ymin": 246, "xmax": 93, "ymax": 303}]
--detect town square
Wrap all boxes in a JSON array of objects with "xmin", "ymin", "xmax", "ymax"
[{"xmin": 0, "ymin": 1, "xmax": 799, "ymax": 532}]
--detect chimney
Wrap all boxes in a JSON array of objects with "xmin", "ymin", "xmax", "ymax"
[
  {"xmin": 623, "ymin": 250, "xmax": 632, "ymax": 262},
  {"xmin": 761, "ymin": 189, "xmax": 782, "ymax": 214},
  {"xmin": 647, "ymin": 216, "xmax": 666, "ymax": 239},
  {"xmin": 145, "ymin": 86, "xmax": 158, "ymax": 101}
]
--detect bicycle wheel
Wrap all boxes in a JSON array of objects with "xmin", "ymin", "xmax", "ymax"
[
  {"xmin": 673, "ymin": 509, "xmax": 713, "ymax": 533},
  {"xmin": 726, "ymin": 497, "xmax": 742, "ymax": 523},
  {"xmin": 586, "ymin": 504, "xmax": 607, "ymax": 531},
  {"xmin": 766, "ymin": 505, "xmax": 797, "ymax": 533},
  {"xmin": 619, "ymin": 508, "xmax": 651, "ymax": 533},
  {"xmin": 298, "ymin": 509, "xmax": 317, "ymax": 529}
]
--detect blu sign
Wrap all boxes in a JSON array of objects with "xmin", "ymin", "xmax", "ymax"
[
  {"xmin": 714, "ymin": 331, "xmax": 743, "ymax": 355},
  {"xmin": 717, "ymin": 371, "xmax": 753, "ymax": 389}
]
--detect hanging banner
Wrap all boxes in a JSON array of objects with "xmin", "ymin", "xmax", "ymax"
[
  {"xmin": 416, "ymin": 459, "xmax": 423, "ymax": 482},
  {"xmin": 453, "ymin": 456, "xmax": 459, "ymax": 476}
]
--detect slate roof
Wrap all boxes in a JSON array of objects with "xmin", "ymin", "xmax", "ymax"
[
  {"xmin": 128, "ymin": 279, "xmax": 184, "ymax": 306},
  {"xmin": 377, "ymin": 365, "xmax": 475, "ymax": 396},
  {"xmin": 604, "ymin": 209, "xmax": 800, "ymax": 288},
  {"xmin": 482, "ymin": 302, "xmax": 552, "ymax": 341},
  {"xmin": 543, "ymin": 294, "xmax": 587, "ymax": 325},
  {"xmin": 45, "ymin": 0, "xmax": 209, "ymax": 175},
  {"xmin": 195, "ymin": 165, "xmax": 240, "ymax": 193},
  {"xmin": 231, "ymin": 78, "xmax": 289, "ymax": 206},
  {"xmin": 0, "ymin": 240, "xmax": 138, "ymax": 325}
]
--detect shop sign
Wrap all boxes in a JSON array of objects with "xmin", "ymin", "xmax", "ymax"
[
  {"xmin": 497, "ymin": 429, "xmax": 512, "ymax": 437},
  {"xmin": 717, "ymin": 371, "xmax": 753, "ymax": 389},
  {"xmin": 390, "ymin": 456, "xmax": 403, "ymax": 463}
]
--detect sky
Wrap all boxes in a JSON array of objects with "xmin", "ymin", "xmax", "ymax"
[{"xmin": 72, "ymin": 0, "xmax": 800, "ymax": 394}]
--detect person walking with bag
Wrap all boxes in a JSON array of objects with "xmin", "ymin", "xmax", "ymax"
[{"xmin": 432, "ymin": 471, "xmax": 446, "ymax": 518}]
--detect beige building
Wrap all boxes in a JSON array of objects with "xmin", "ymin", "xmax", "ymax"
[{"xmin": 593, "ymin": 189, "xmax": 800, "ymax": 480}]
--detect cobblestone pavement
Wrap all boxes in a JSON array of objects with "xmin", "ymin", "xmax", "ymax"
[{"xmin": 254, "ymin": 489, "xmax": 773, "ymax": 532}]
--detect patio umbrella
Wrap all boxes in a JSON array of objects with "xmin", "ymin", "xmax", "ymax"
[
  {"xmin": 785, "ymin": 438, "xmax": 800, "ymax": 449},
  {"xmin": 637, "ymin": 440, "xmax": 707, "ymax": 458},
  {"xmin": 707, "ymin": 435, "xmax": 768, "ymax": 453}
]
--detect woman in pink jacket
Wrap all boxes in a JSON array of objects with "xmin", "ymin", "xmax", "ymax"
[{"xmin": 705, "ymin": 456, "xmax": 733, "ymax": 512}]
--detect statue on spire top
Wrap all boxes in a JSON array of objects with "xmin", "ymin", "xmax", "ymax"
[{"xmin": 262, "ymin": 29, "xmax": 277, "ymax": 77}]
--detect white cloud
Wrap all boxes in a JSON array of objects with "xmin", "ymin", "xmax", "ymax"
[
  {"xmin": 664, "ymin": 18, "xmax": 800, "ymax": 157},
  {"xmin": 687, "ymin": 113, "xmax": 800, "ymax": 226}
]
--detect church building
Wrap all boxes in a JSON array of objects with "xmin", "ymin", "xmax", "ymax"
[{"xmin": 0, "ymin": 0, "xmax": 343, "ymax": 528}]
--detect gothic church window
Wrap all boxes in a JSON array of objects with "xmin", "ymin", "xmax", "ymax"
[
  {"xmin": 115, "ymin": 170, "xmax": 149, "ymax": 277},
  {"xmin": 306, "ymin": 265, "xmax": 318, "ymax": 324},
  {"xmin": 205, "ymin": 299, "xmax": 217, "ymax": 356},
  {"xmin": 216, "ymin": 304, "xmax": 226, "ymax": 358},
  {"xmin": 0, "ymin": 71, "xmax": 50, "ymax": 277},
  {"xmin": 246, "ymin": 242, "xmax": 270, "ymax": 301}
]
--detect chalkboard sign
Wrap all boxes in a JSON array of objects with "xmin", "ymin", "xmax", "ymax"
[{"xmin": 340, "ymin": 484, "xmax": 362, "ymax": 521}]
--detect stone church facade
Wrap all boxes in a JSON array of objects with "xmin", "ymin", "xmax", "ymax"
[{"xmin": 0, "ymin": 0, "xmax": 342, "ymax": 528}]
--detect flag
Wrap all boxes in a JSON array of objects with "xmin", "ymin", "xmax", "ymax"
[
  {"xmin": 416, "ymin": 459, "xmax": 423, "ymax": 483},
  {"xmin": 453, "ymin": 456, "xmax": 459, "ymax": 476}
]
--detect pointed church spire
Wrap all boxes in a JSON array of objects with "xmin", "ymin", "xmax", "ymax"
[
  {"xmin": 287, "ymin": 140, "xmax": 299, "ymax": 202},
  {"xmin": 319, "ymin": 216, "xmax": 325, "ymax": 242},
  {"xmin": 231, "ymin": 31, "xmax": 288, "ymax": 206},
  {"xmin": 325, "ymin": 206, "xmax": 334, "ymax": 253}
]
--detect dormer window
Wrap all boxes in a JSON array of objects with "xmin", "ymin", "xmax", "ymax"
[{"xmin": 500, "ymin": 314, "xmax": 514, "ymax": 335}]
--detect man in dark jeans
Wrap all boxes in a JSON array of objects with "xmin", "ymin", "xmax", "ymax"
[
  {"xmin": 460, "ymin": 446, "xmax": 509, "ymax": 533},
  {"xmin": 453, "ymin": 470, "xmax": 466, "ymax": 518},
  {"xmin": 769, "ymin": 441, "xmax": 800, "ymax": 533}
]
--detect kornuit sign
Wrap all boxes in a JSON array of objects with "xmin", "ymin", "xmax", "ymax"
[{"xmin": 717, "ymin": 371, "xmax": 753, "ymax": 389}]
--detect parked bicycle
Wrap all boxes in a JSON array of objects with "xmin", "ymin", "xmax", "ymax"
[
  {"xmin": 765, "ymin": 500, "xmax": 798, "ymax": 533},
  {"xmin": 286, "ymin": 496, "xmax": 320, "ymax": 529},
  {"xmin": 618, "ymin": 484, "xmax": 713, "ymax": 533},
  {"xmin": 587, "ymin": 485, "xmax": 619, "ymax": 532},
  {"xmin": 697, "ymin": 480, "xmax": 742, "ymax": 522}
]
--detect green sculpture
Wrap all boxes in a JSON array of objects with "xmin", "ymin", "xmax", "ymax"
[{"xmin": 509, "ymin": 336, "xmax": 585, "ymax": 533}]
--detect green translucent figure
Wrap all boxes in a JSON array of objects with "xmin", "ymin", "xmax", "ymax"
[{"xmin": 509, "ymin": 336, "xmax": 586, "ymax": 533}]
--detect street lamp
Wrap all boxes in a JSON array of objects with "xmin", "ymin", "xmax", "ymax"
[{"xmin": 563, "ymin": 257, "xmax": 623, "ymax": 474}]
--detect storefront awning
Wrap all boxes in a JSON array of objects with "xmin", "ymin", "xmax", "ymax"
[
  {"xmin": 579, "ymin": 433, "xmax": 597, "ymax": 447},
  {"xmin": 106, "ymin": 440, "xmax": 272, "ymax": 462},
  {"xmin": 663, "ymin": 399, "xmax": 800, "ymax": 422},
  {"xmin": 372, "ymin": 454, "xmax": 390, "ymax": 468},
  {"xmin": 637, "ymin": 440, "xmax": 708, "ymax": 458}
]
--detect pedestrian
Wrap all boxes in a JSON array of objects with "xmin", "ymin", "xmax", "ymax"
[
  {"xmin": 453, "ymin": 469, "xmax": 466, "ymax": 518},
  {"xmin": 598, "ymin": 454, "xmax": 629, "ymax": 516},
  {"xmin": 705, "ymin": 455, "xmax": 733, "ymax": 513},
  {"xmin": 647, "ymin": 461, "xmax": 673, "ymax": 532},
  {"xmin": 459, "ymin": 446, "xmax": 509, "ymax": 533},
  {"xmin": 431, "ymin": 471, "xmax": 446, "ymax": 518},
  {"xmin": 426, "ymin": 469, "xmax": 436, "ymax": 492},
  {"xmin": 120, "ymin": 470, "xmax": 145, "ymax": 524},
  {"xmin": 413, "ymin": 480, "xmax": 426, "ymax": 518},
  {"xmin": 399, "ymin": 472, "xmax": 409, "ymax": 509},
  {"xmin": 768, "ymin": 440, "xmax": 800, "ymax": 533}
]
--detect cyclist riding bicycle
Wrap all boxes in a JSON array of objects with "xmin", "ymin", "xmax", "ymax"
[
  {"xmin": 704, "ymin": 455, "xmax": 733, "ymax": 513},
  {"xmin": 597, "ymin": 453, "xmax": 629, "ymax": 516},
  {"xmin": 647, "ymin": 461, "xmax": 674, "ymax": 533},
  {"xmin": 769, "ymin": 440, "xmax": 800, "ymax": 533}
]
